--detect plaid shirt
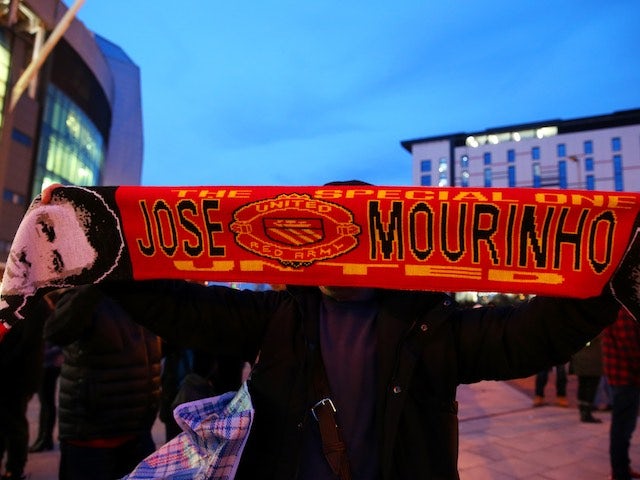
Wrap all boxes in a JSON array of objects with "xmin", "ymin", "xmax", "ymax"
[
  {"xmin": 123, "ymin": 382, "xmax": 253, "ymax": 480},
  {"xmin": 602, "ymin": 308, "xmax": 640, "ymax": 387}
]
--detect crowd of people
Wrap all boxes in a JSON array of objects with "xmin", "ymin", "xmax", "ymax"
[{"xmin": 3, "ymin": 285, "xmax": 638, "ymax": 479}]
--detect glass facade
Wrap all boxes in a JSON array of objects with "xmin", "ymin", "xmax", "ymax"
[{"xmin": 32, "ymin": 85, "xmax": 105, "ymax": 198}]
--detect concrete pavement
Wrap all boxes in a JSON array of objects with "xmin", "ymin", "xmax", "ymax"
[{"xmin": 18, "ymin": 379, "xmax": 639, "ymax": 479}]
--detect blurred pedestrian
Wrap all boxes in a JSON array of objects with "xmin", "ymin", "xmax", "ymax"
[
  {"xmin": 532, "ymin": 364, "xmax": 569, "ymax": 407},
  {"xmin": 0, "ymin": 298, "xmax": 46, "ymax": 479},
  {"xmin": 28, "ymin": 340, "xmax": 63, "ymax": 452},
  {"xmin": 45, "ymin": 286, "xmax": 162, "ymax": 480},
  {"xmin": 603, "ymin": 308, "xmax": 640, "ymax": 480},
  {"xmin": 570, "ymin": 334, "xmax": 604, "ymax": 423},
  {"xmin": 28, "ymin": 289, "xmax": 66, "ymax": 454}
]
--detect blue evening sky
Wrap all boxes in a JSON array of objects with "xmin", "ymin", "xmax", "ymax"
[{"xmin": 76, "ymin": 0, "xmax": 640, "ymax": 187}]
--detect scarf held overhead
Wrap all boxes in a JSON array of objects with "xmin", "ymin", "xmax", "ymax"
[{"xmin": 1, "ymin": 185, "xmax": 639, "ymax": 336}]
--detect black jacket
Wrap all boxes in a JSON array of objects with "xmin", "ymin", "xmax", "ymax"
[
  {"xmin": 99, "ymin": 280, "xmax": 618, "ymax": 479},
  {"xmin": 45, "ymin": 287, "xmax": 162, "ymax": 441}
]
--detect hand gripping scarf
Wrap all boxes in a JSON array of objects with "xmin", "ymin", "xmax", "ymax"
[{"xmin": 1, "ymin": 185, "xmax": 639, "ymax": 339}]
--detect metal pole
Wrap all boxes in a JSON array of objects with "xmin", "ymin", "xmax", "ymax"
[{"xmin": 9, "ymin": 0, "xmax": 86, "ymax": 111}]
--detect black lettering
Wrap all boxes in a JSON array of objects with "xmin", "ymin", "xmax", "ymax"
[
  {"xmin": 588, "ymin": 211, "xmax": 615, "ymax": 274},
  {"xmin": 368, "ymin": 201, "xmax": 403, "ymax": 260},
  {"xmin": 519, "ymin": 205, "xmax": 554, "ymax": 268},
  {"xmin": 203, "ymin": 199, "xmax": 225, "ymax": 256},
  {"xmin": 137, "ymin": 200, "xmax": 155, "ymax": 256},
  {"xmin": 153, "ymin": 201, "xmax": 178, "ymax": 256},
  {"xmin": 440, "ymin": 202, "xmax": 466, "ymax": 262},
  {"xmin": 409, "ymin": 202, "xmax": 434, "ymax": 261},
  {"xmin": 472, "ymin": 204, "xmax": 499, "ymax": 264},
  {"xmin": 553, "ymin": 207, "xmax": 587, "ymax": 270},
  {"xmin": 177, "ymin": 200, "xmax": 204, "ymax": 256}
]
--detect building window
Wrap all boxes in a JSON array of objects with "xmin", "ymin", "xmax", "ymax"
[
  {"xmin": 613, "ymin": 154, "xmax": 623, "ymax": 191},
  {"xmin": 508, "ymin": 165, "xmax": 516, "ymax": 187},
  {"xmin": 483, "ymin": 168, "xmax": 492, "ymax": 187},
  {"xmin": 586, "ymin": 175, "xmax": 595, "ymax": 190},
  {"xmin": 557, "ymin": 143, "xmax": 566, "ymax": 158},
  {"xmin": 483, "ymin": 152, "xmax": 491, "ymax": 165},
  {"xmin": 558, "ymin": 160, "xmax": 567, "ymax": 189},
  {"xmin": 507, "ymin": 149, "xmax": 515, "ymax": 163},
  {"xmin": 532, "ymin": 146, "xmax": 540, "ymax": 160},
  {"xmin": 32, "ymin": 85, "xmax": 106, "ymax": 199},
  {"xmin": 612, "ymin": 137, "xmax": 621, "ymax": 152},
  {"xmin": 584, "ymin": 157, "xmax": 594, "ymax": 171},
  {"xmin": 420, "ymin": 159, "xmax": 432, "ymax": 172},
  {"xmin": 420, "ymin": 174, "xmax": 431, "ymax": 186},
  {"xmin": 584, "ymin": 140, "xmax": 593, "ymax": 154},
  {"xmin": 461, "ymin": 170, "xmax": 470, "ymax": 187},
  {"xmin": 532, "ymin": 163, "xmax": 541, "ymax": 188},
  {"xmin": 438, "ymin": 158, "xmax": 448, "ymax": 187}
]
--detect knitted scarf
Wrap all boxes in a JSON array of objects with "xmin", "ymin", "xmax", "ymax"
[{"xmin": 1, "ymin": 185, "xmax": 639, "ymax": 338}]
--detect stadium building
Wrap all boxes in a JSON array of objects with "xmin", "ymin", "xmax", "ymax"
[{"xmin": 0, "ymin": 0, "xmax": 142, "ymax": 265}]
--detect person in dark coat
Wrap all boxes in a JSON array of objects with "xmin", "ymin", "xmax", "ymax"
[
  {"xmin": 570, "ymin": 333, "xmax": 604, "ymax": 423},
  {"xmin": 0, "ymin": 299, "xmax": 45, "ymax": 480},
  {"xmin": 45, "ymin": 286, "xmax": 162, "ymax": 480},
  {"xmin": 603, "ymin": 308, "xmax": 640, "ymax": 480},
  {"xmin": 80, "ymin": 278, "xmax": 620, "ymax": 480}
]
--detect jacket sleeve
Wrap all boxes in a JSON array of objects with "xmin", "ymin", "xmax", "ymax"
[
  {"xmin": 96, "ymin": 280, "xmax": 282, "ymax": 362},
  {"xmin": 454, "ymin": 290, "xmax": 619, "ymax": 384}
]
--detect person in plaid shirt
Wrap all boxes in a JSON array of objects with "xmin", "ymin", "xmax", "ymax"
[{"xmin": 603, "ymin": 308, "xmax": 640, "ymax": 480}]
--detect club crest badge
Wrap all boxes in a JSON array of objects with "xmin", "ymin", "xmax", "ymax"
[{"xmin": 230, "ymin": 193, "xmax": 360, "ymax": 267}]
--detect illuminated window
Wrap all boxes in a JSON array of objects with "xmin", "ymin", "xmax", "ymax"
[
  {"xmin": 461, "ymin": 170, "xmax": 470, "ymax": 187},
  {"xmin": 32, "ymin": 85, "xmax": 106, "ymax": 198},
  {"xmin": 438, "ymin": 158, "xmax": 448, "ymax": 186}
]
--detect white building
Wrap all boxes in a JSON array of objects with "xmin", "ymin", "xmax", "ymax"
[{"xmin": 401, "ymin": 109, "xmax": 640, "ymax": 192}]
